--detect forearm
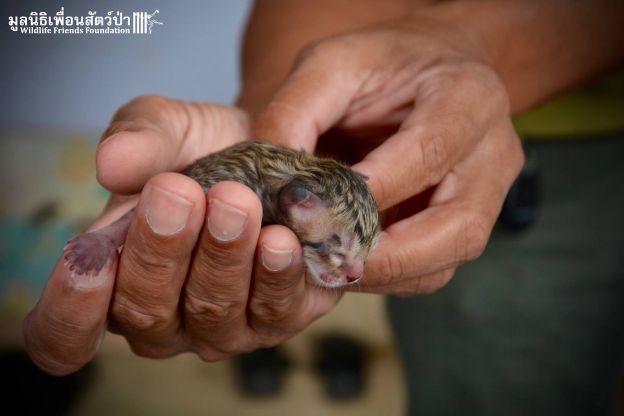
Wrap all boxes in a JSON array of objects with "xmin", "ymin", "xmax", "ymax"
[
  {"xmin": 237, "ymin": 0, "xmax": 432, "ymax": 114},
  {"xmin": 420, "ymin": 0, "xmax": 624, "ymax": 114},
  {"xmin": 239, "ymin": 0, "xmax": 624, "ymax": 117}
]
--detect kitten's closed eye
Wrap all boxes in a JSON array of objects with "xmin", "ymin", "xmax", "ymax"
[
  {"xmin": 303, "ymin": 240, "xmax": 330, "ymax": 256},
  {"xmin": 330, "ymin": 233, "xmax": 341, "ymax": 245}
]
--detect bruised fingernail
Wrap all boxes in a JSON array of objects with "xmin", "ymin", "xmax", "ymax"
[
  {"xmin": 261, "ymin": 245, "xmax": 293, "ymax": 272},
  {"xmin": 145, "ymin": 186, "xmax": 193, "ymax": 236},
  {"xmin": 207, "ymin": 198, "xmax": 248, "ymax": 242}
]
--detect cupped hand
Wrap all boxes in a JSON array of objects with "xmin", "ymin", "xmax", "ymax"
[
  {"xmin": 252, "ymin": 14, "xmax": 525, "ymax": 296},
  {"xmin": 23, "ymin": 96, "xmax": 340, "ymax": 375}
]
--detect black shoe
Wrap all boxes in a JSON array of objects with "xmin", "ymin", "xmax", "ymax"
[
  {"xmin": 234, "ymin": 347, "xmax": 289, "ymax": 396},
  {"xmin": 315, "ymin": 335, "xmax": 365, "ymax": 400}
]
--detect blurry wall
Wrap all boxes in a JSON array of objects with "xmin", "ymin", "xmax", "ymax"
[
  {"xmin": 0, "ymin": 0, "xmax": 251, "ymax": 302},
  {"xmin": 1, "ymin": 0, "xmax": 251, "ymax": 131}
]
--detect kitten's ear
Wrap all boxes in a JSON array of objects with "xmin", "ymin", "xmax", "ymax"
[
  {"xmin": 279, "ymin": 179, "xmax": 326, "ymax": 222},
  {"xmin": 355, "ymin": 172, "xmax": 369, "ymax": 182}
]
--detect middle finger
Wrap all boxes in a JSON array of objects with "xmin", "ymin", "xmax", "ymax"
[{"xmin": 182, "ymin": 181, "xmax": 262, "ymax": 358}]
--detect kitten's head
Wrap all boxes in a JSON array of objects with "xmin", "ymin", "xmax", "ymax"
[{"xmin": 278, "ymin": 163, "xmax": 379, "ymax": 288}]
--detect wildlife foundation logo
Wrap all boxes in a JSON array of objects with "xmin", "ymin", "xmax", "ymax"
[{"xmin": 8, "ymin": 7, "xmax": 163, "ymax": 35}]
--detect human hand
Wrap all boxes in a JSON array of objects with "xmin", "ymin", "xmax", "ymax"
[
  {"xmin": 253, "ymin": 14, "xmax": 525, "ymax": 295},
  {"xmin": 23, "ymin": 96, "xmax": 340, "ymax": 375}
]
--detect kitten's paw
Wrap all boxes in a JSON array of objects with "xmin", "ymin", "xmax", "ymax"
[{"xmin": 64, "ymin": 232, "xmax": 117, "ymax": 276}]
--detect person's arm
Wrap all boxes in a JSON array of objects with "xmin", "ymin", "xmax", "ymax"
[
  {"xmin": 238, "ymin": 0, "xmax": 435, "ymax": 114},
  {"xmin": 422, "ymin": 0, "xmax": 624, "ymax": 114},
  {"xmin": 238, "ymin": 0, "xmax": 624, "ymax": 116}
]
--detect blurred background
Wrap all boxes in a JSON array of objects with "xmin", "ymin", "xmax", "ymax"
[{"xmin": 0, "ymin": 0, "xmax": 405, "ymax": 414}]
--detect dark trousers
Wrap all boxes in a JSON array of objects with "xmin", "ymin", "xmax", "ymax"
[{"xmin": 388, "ymin": 136, "xmax": 624, "ymax": 416}]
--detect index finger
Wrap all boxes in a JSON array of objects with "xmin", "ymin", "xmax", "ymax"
[{"xmin": 253, "ymin": 41, "xmax": 361, "ymax": 152}]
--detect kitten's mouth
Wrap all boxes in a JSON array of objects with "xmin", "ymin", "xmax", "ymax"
[
  {"xmin": 306, "ymin": 261, "xmax": 364, "ymax": 288},
  {"xmin": 319, "ymin": 271, "xmax": 360, "ymax": 287}
]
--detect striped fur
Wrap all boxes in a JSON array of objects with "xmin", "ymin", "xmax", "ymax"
[{"xmin": 182, "ymin": 140, "xmax": 380, "ymax": 256}]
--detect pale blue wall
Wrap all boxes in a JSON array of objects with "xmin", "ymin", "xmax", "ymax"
[{"xmin": 1, "ymin": 0, "xmax": 251, "ymax": 130}]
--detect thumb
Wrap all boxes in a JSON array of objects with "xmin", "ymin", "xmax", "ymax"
[
  {"xmin": 96, "ymin": 95, "xmax": 249, "ymax": 195},
  {"xmin": 253, "ymin": 41, "xmax": 361, "ymax": 152}
]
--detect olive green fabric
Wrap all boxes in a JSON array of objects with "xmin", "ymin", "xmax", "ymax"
[
  {"xmin": 387, "ymin": 136, "xmax": 624, "ymax": 416},
  {"xmin": 514, "ymin": 72, "xmax": 624, "ymax": 138}
]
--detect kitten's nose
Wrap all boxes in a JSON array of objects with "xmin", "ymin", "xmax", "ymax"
[{"xmin": 345, "ymin": 260, "xmax": 364, "ymax": 283}]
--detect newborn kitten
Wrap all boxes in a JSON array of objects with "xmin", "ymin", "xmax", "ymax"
[{"xmin": 64, "ymin": 141, "xmax": 380, "ymax": 288}]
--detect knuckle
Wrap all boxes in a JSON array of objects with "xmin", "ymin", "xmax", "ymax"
[
  {"xmin": 457, "ymin": 212, "xmax": 491, "ymax": 262},
  {"xmin": 293, "ymin": 40, "xmax": 322, "ymax": 68},
  {"xmin": 127, "ymin": 342, "xmax": 177, "ymax": 359},
  {"xmin": 463, "ymin": 62, "xmax": 510, "ymax": 117},
  {"xmin": 477, "ymin": 67, "xmax": 509, "ymax": 115},
  {"xmin": 196, "ymin": 351, "xmax": 220, "ymax": 363},
  {"xmin": 390, "ymin": 268, "xmax": 456, "ymax": 297},
  {"xmin": 422, "ymin": 269, "xmax": 456, "ymax": 295},
  {"xmin": 121, "ymin": 94, "xmax": 170, "ymax": 117},
  {"xmin": 249, "ymin": 296, "xmax": 293, "ymax": 326},
  {"xmin": 375, "ymin": 251, "xmax": 405, "ymax": 286},
  {"xmin": 257, "ymin": 334, "xmax": 288, "ymax": 349},
  {"xmin": 125, "ymin": 93, "xmax": 165, "ymax": 107},
  {"xmin": 294, "ymin": 38, "xmax": 341, "ymax": 70},
  {"xmin": 101, "ymin": 94, "xmax": 181, "ymax": 147},
  {"xmin": 293, "ymin": 36, "xmax": 363, "ymax": 77},
  {"xmin": 184, "ymin": 292, "xmax": 243, "ymax": 326},
  {"xmin": 390, "ymin": 277, "xmax": 422, "ymax": 297},
  {"xmin": 418, "ymin": 133, "xmax": 450, "ymax": 186},
  {"xmin": 492, "ymin": 84, "xmax": 510, "ymax": 116},
  {"xmin": 212, "ymin": 339, "xmax": 250, "ymax": 356},
  {"xmin": 193, "ymin": 337, "xmax": 250, "ymax": 359},
  {"xmin": 196, "ymin": 349, "xmax": 230, "ymax": 363},
  {"xmin": 417, "ymin": 60, "xmax": 456, "ymax": 92},
  {"xmin": 104, "ymin": 95, "xmax": 165, "ymax": 134},
  {"xmin": 431, "ymin": 60, "xmax": 509, "ymax": 121},
  {"xmin": 111, "ymin": 297, "xmax": 172, "ymax": 333}
]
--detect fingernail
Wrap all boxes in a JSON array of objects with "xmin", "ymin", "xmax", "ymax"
[
  {"xmin": 207, "ymin": 199, "xmax": 248, "ymax": 242},
  {"xmin": 145, "ymin": 186, "xmax": 193, "ymax": 236},
  {"xmin": 261, "ymin": 245, "xmax": 293, "ymax": 272}
]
